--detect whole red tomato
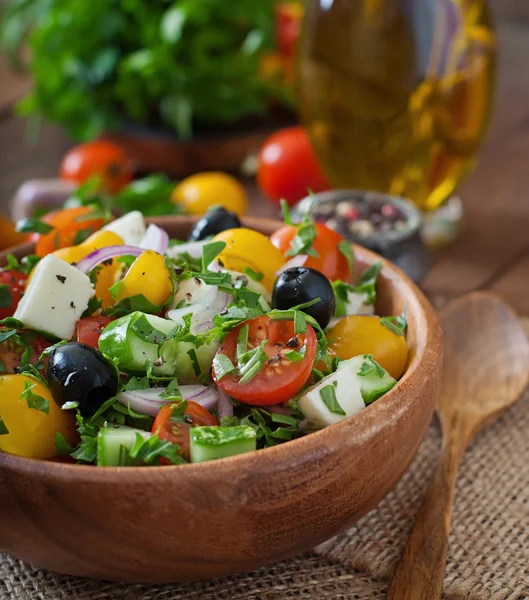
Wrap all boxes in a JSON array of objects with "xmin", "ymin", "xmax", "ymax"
[
  {"xmin": 60, "ymin": 140, "xmax": 132, "ymax": 194},
  {"xmin": 257, "ymin": 126, "xmax": 330, "ymax": 207}
]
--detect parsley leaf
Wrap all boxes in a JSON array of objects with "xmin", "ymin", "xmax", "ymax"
[
  {"xmin": 280, "ymin": 199, "xmax": 293, "ymax": 225},
  {"xmin": 121, "ymin": 432, "xmax": 187, "ymax": 466},
  {"xmin": 15, "ymin": 217, "xmax": 54, "ymax": 234},
  {"xmin": 201, "ymin": 241, "xmax": 226, "ymax": 271},
  {"xmin": 338, "ymin": 240, "xmax": 354, "ymax": 273},
  {"xmin": 0, "ymin": 329, "xmax": 18, "ymax": 344},
  {"xmin": 238, "ymin": 340, "xmax": 268, "ymax": 384},
  {"xmin": 20, "ymin": 381, "xmax": 50, "ymax": 414},
  {"xmin": 104, "ymin": 294, "xmax": 163, "ymax": 318},
  {"xmin": 293, "ymin": 311, "xmax": 307, "ymax": 334},
  {"xmin": 285, "ymin": 221, "xmax": 319, "ymax": 258},
  {"xmin": 243, "ymin": 267, "xmax": 264, "ymax": 282},
  {"xmin": 380, "ymin": 308, "xmax": 407, "ymax": 337},
  {"xmin": 187, "ymin": 348, "xmax": 201, "ymax": 377},
  {"xmin": 0, "ymin": 285, "xmax": 12, "ymax": 309},
  {"xmin": 160, "ymin": 378, "xmax": 182, "ymax": 401},
  {"xmin": 55, "ymin": 432, "xmax": 74, "ymax": 456},
  {"xmin": 131, "ymin": 314, "xmax": 178, "ymax": 344},
  {"xmin": 320, "ymin": 384, "xmax": 346, "ymax": 415},
  {"xmin": 356, "ymin": 354, "xmax": 385, "ymax": 378},
  {"xmin": 0, "ymin": 415, "xmax": 9, "ymax": 435},
  {"xmin": 213, "ymin": 353, "xmax": 236, "ymax": 380}
]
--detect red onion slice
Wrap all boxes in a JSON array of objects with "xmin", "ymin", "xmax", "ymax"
[
  {"xmin": 75, "ymin": 245, "xmax": 144, "ymax": 274},
  {"xmin": 216, "ymin": 387, "xmax": 234, "ymax": 420},
  {"xmin": 139, "ymin": 224, "xmax": 169, "ymax": 254},
  {"xmin": 165, "ymin": 240, "xmax": 208, "ymax": 259},
  {"xmin": 11, "ymin": 179, "xmax": 77, "ymax": 221},
  {"xmin": 275, "ymin": 255, "xmax": 308, "ymax": 276},
  {"xmin": 117, "ymin": 385, "xmax": 219, "ymax": 417}
]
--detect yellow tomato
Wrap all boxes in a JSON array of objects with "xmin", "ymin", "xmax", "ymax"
[
  {"xmin": 0, "ymin": 375, "xmax": 77, "ymax": 459},
  {"xmin": 117, "ymin": 250, "xmax": 173, "ymax": 306},
  {"xmin": 171, "ymin": 172, "xmax": 247, "ymax": 216},
  {"xmin": 0, "ymin": 213, "xmax": 26, "ymax": 251},
  {"xmin": 327, "ymin": 315, "xmax": 408, "ymax": 379},
  {"xmin": 212, "ymin": 228, "xmax": 286, "ymax": 291}
]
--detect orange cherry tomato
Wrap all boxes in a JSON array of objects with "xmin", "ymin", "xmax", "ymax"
[
  {"xmin": 0, "ymin": 214, "xmax": 27, "ymax": 251},
  {"xmin": 60, "ymin": 140, "xmax": 132, "ymax": 194},
  {"xmin": 213, "ymin": 316, "xmax": 317, "ymax": 405},
  {"xmin": 270, "ymin": 223, "xmax": 351, "ymax": 282},
  {"xmin": 257, "ymin": 126, "xmax": 330, "ymax": 207},
  {"xmin": 76, "ymin": 317, "xmax": 113, "ymax": 349},
  {"xmin": 31, "ymin": 206, "xmax": 107, "ymax": 257},
  {"xmin": 152, "ymin": 401, "xmax": 218, "ymax": 461}
]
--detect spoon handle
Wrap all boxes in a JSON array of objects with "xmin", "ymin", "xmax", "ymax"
[{"xmin": 386, "ymin": 432, "xmax": 466, "ymax": 600}]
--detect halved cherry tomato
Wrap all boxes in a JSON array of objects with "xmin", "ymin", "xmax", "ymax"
[
  {"xmin": 270, "ymin": 223, "xmax": 351, "ymax": 282},
  {"xmin": 152, "ymin": 401, "xmax": 218, "ymax": 461},
  {"xmin": 31, "ymin": 206, "xmax": 107, "ymax": 257},
  {"xmin": 213, "ymin": 315, "xmax": 317, "ymax": 405},
  {"xmin": 0, "ymin": 333, "xmax": 50, "ymax": 374},
  {"xmin": 257, "ymin": 126, "xmax": 330, "ymax": 206},
  {"xmin": 0, "ymin": 270, "xmax": 27, "ymax": 320},
  {"xmin": 76, "ymin": 317, "xmax": 112, "ymax": 348},
  {"xmin": 60, "ymin": 140, "xmax": 132, "ymax": 194}
]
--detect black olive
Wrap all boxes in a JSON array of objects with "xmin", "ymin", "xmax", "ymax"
[
  {"xmin": 188, "ymin": 206, "xmax": 241, "ymax": 241},
  {"xmin": 272, "ymin": 267, "xmax": 335, "ymax": 329},
  {"xmin": 47, "ymin": 342, "xmax": 119, "ymax": 417}
]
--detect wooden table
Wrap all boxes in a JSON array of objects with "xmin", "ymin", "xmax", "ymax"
[{"xmin": 1, "ymin": 1, "xmax": 529, "ymax": 312}]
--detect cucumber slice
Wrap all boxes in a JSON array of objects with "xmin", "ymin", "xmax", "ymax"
[
  {"xmin": 174, "ymin": 340, "xmax": 219, "ymax": 382},
  {"xmin": 338, "ymin": 355, "xmax": 397, "ymax": 404},
  {"xmin": 97, "ymin": 424, "xmax": 150, "ymax": 466},
  {"xmin": 190, "ymin": 426, "xmax": 257, "ymax": 463}
]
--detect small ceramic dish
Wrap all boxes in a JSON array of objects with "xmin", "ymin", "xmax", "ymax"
[
  {"xmin": 292, "ymin": 190, "xmax": 430, "ymax": 283},
  {"xmin": 0, "ymin": 216, "xmax": 442, "ymax": 583}
]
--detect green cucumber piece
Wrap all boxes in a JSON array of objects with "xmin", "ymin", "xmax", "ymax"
[
  {"xmin": 174, "ymin": 340, "xmax": 219, "ymax": 381},
  {"xmin": 338, "ymin": 355, "xmax": 397, "ymax": 404},
  {"xmin": 98, "ymin": 311, "xmax": 177, "ymax": 375},
  {"xmin": 190, "ymin": 426, "xmax": 257, "ymax": 463},
  {"xmin": 97, "ymin": 424, "xmax": 150, "ymax": 466}
]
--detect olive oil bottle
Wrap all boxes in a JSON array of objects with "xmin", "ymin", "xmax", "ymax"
[{"xmin": 297, "ymin": 0, "xmax": 496, "ymax": 211}]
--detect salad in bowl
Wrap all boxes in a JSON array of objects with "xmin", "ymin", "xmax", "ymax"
[{"xmin": 0, "ymin": 203, "xmax": 408, "ymax": 467}]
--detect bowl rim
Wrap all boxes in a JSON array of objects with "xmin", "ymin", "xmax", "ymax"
[{"xmin": 0, "ymin": 215, "xmax": 442, "ymax": 481}]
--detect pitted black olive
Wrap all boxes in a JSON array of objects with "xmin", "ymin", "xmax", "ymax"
[
  {"xmin": 188, "ymin": 206, "xmax": 241, "ymax": 241},
  {"xmin": 272, "ymin": 267, "xmax": 335, "ymax": 329},
  {"xmin": 47, "ymin": 342, "xmax": 119, "ymax": 417}
]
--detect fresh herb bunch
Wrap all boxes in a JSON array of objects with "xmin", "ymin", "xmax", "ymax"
[{"xmin": 1, "ymin": 0, "xmax": 292, "ymax": 140}]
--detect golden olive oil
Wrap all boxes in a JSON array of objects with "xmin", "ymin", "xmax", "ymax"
[{"xmin": 297, "ymin": 0, "xmax": 495, "ymax": 211}]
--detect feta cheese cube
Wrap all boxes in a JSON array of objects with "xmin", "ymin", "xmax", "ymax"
[
  {"xmin": 102, "ymin": 211, "xmax": 146, "ymax": 246},
  {"xmin": 298, "ymin": 367, "xmax": 365, "ymax": 428},
  {"xmin": 14, "ymin": 255, "xmax": 95, "ymax": 340}
]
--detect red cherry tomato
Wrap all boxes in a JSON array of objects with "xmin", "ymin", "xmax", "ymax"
[
  {"xmin": 257, "ymin": 126, "xmax": 330, "ymax": 207},
  {"xmin": 152, "ymin": 401, "xmax": 218, "ymax": 461},
  {"xmin": 60, "ymin": 140, "xmax": 132, "ymax": 194},
  {"xmin": 31, "ymin": 206, "xmax": 107, "ymax": 257},
  {"xmin": 76, "ymin": 316, "xmax": 112, "ymax": 348},
  {"xmin": 270, "ymin": 223, "xmax": 351, "ymax": 282},
  {"xmin": 213, "ymin": 316, "xmax": 317, "ymax": 405},
  {"xmin": 0, "ymin": 270, "xmax": 27, "ymax": 320},
  {"xmin": 275, "ymin": 2, "xmax": 303, "ymax": 59},
  {"xmin": 0, "ymin": 333, "xmax": 50, "ymax": 374}
]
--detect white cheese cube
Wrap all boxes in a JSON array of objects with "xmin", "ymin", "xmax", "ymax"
[
  {"xmin": 102, "ymin": 211, "xmax": 146, "ymax": 246},
  {"xmin": 14, "ymin": 255, "xmax": 95, "ymax": 340},
  {"xmin": 298, "ymin": 367, "xmax": 365, "ymax": 428}
]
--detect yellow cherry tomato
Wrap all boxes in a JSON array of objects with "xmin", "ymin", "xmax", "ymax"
[
  {"xmin": 212, "ymin": 228, "xmax": 286, "ymax": 291},
  {"xmin": 171, "ymin": 172, "xmax": 247, "ymax": 216},
  {"xmin": 327, "ymin": 315, "xmax": 408, "ymax": 379},
  {"xmin": 0, "ymin": 213, "xmax": 27, "ymax": 251},
  {"xmin": 0, "ymin": 375, "xmax": 77, "ymax": 459},
  {"xmin": 117, "ymin": 250, "xmax": 172, "ymax": 306},
  {"xmin": 29, "ymin": 230, "xmax": 124, "ymax": 309}
]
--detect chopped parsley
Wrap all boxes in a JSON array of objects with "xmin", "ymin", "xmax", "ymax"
[
  {"xmin": 160, "ymin": 378, "xmax": 182, "ymax": 401},
  {"xmin": 119, "ymin": 432, "xmax": 187, "ymax": 466},
  {"xmin": 20, "ymin": 381, "xmax": 50, "ymax": 414},
  {"xmin": 357, "ymin": 354, "xmax": 385, "ymax": 378},
  {"xmin": 15, "ymin": 217, "xmax": 54, "ymax": 234},
  {"xmin": 0, "ymin": 415, "xmax": 9, "ymax": 435},
  {"xmin": 212, "ymin": 354, "xmax": 236, "ymax": 380},
  {"xmin": 320, "ymin": 384, "xmax": 346, "ymax": 415},
  {"xmin": 238, "ymin": 340, "xmax": 268, "ymax": 384},
  {"xmin": 201, "ymin": 241, "xmax": 226, "ymax": 271},
  {"xmin": 338, "ymin": 240, "xmax": 354, "ymax": 273},
  {"xmin": 0, "ymin": 285, "xmax": 12, "ymax": 309},
  {"xmin": 5, "ymin": 253, "xmax": 41, "ymax": 275},
  {"xmin": 131, "ymin": 314, "xmax": 178, "ymax": 345},
  {"xmin": 380, "ymin": 308, "xmax": 407, "ymax": 337},
  {"xmin": 243, "ymin": 267, "xmax": 264, "ymax": 282},
  {"xmin": 187, "ymin": 348, "xmax": 201, "ymax": 377},
  {"xmin": 55, "ymin": 432, "xmax": 74, "ymax": 456}
]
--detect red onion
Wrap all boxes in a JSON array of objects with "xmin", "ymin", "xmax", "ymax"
[
  {"xmin": 11, "ymin": 179, "xmax": 77, "ymax": 221},
  {"xmin": 75, "ymin": 245, "xmax": 144, "ymax": 274},
  {"xmin": 165, "ymin": 240, "xmax": 207, "ymax": 259},
  {"xmin": 216, "ymin": 387, "xmax": 234, "ymax": 420},
  {"xmin": 139, "ymin": 224, "xmax": 169, "ymax": 254},
  {"xmin": 117, "ymin": 385, "xmax": 219, "ymax": 417},
  {"xmin": 268, "ymin": 405, "xmax": 296, "ymax": 416},
  {"xmin": 275, "ymin": 255, "xmax": 308, "ymax": 276}
]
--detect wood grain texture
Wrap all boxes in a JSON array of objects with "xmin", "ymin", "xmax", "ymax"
[
  {"xmin": 0, "ymin": 216, "xmax": 442, "ymax": 583},
  {"xmin": 387, "ymin": 292, "xmax": 529, "ymax": 600}
]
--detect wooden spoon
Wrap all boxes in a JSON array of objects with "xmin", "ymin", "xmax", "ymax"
[{"xmin": 387, "ymin": 292, "xmax": 529, "ymax": 600}]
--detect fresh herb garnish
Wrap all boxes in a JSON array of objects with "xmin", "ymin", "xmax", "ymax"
[
  {"xmin": 20, "ymin": 381, "xmax": 50, "ymax": 414},
  {"xmin": 160, "ymin": 378, "xmax": 182, "ymax": 401},
  {"xmin": 0, "ymin": 329, "xmax": 18, "ymax": 344},
  {"xmin": 280, "ymin": 199, "xmax": 293, "ymax": 225},
  {"xmin": 320, "ymin": 384, "xmax": 345, "ymax": 415},
  {"xmin": 213, "ymin": 354, "xmax": 236, "ymax": 380},
  {"xmin": 238, "ymin": 340, "xmax": 268, "ymax": 384},
  {"xmin": 55, "ymin": 432, "xmax": 74, "ymax": 456},
  {"xmin": 338, "ymin": 240, "xmax": 354, "ymax": 272},
  {"xmin": 104, "ymin": 294, "xmax": 163, "ymax": 318},
  {"xmin": 73, "ymin": 228, "xmax": 94, "ymax": 246},
  {"xmin": 236, "ymin": 287, "xmax": 261, "ymax": 309},
  {"xmin": 119, "ymin": 432, "xmax": 187, "ymax": 466},
  {"xmin": 285, "ymin": 220, "xmax": 319, "ymax": 258},
  {"xmin": 5, "ymin": 254, "xmax": 41, "ymax": 276},
  {"xmin": 284, "ymin": 346, "xmax": 306, "ymax": 362},
  {"xmin": 0, "ymin": 415, "xmax": 9, "ymax": 435},
  {"xmin": 243, "ymin": 267, "xmax": 264, "ymax": 282},
  {"xmin": 270, "ymin": 412, "xmax": 298, "ymax": 427},
  {"xmin": 187, "ymin": 348, "xmax": 201, "ymax": 377},
  {"xmin": 380, "ymin": 308, "xmax": 407, "ymax": 337},
  {"xmin": 0, "ymin": 285, "xmax": 12, "ymax": 309},
  {"xmin": 169, "ymin": 400, "xmax": 188, "ymax": 424},
  {"xmin": 236, "ymin": 324, "xmax": 249, "ymax": 367},
  {"xmin": 15, "ymin": 217, "xmax": 54, "ymax": 234},
  {"xmin": 191, "ymin": 271, "xmax": 232, "ymax": 287},
  {"xmin": 131, "ymin": 314, "xmax": 178, "ymax": 345},
  {"xmin": 357, "ymin": 354, "xmax": 385, "ymax": 378},
  {"xmin": 201, "ymin": 241, "xmax": 226, "ymax": 271}
]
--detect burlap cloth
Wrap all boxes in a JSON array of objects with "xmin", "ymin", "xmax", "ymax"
[{"xmin": 1, "ymin": 314, "xmax": 528, "ymax": 599}]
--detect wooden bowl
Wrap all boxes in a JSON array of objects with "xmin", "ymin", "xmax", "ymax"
[{"xmin": 0, "ymin": 216, "xmax": 442, "ymax": 583}]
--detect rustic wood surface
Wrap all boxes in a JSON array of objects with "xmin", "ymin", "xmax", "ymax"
[
  {"xmin": 1, "ymin": 2, "xmax": 528, "ymax": 312},
  {"xmin": 386, "ymin": 292, "xmax": 529, "ymax": 600}
]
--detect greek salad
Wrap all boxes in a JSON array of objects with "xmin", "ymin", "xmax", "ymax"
[{"xmin": 0, "ymin": 203, "xmax": 408, "ymax": 466}]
